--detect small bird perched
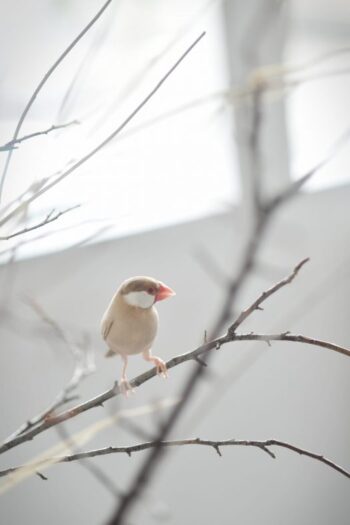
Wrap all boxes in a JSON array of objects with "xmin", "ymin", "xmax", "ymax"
[{"xmin": 101, "ymin": 276, "xmax": 175, "ymax": 395}]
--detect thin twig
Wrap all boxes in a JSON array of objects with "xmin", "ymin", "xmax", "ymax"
[
  {"xmin": 0, "ymin": 121, "xmax": 79, "ymax": 152},
  {"xmin": 0, "ymin": 32, "xmax": 206, "ymax": 229},
  {"xmin": 234, "ymin": 333, "xmax": 350, "ymax": 358},
  {"xmin": 0, "ymin": 221, "xmax": 111, "ymax": 259},
  {"xmin": 229, "ymin": 258, "xmax": 309, "ymax": 332},
  {"xmin": 1, "ymin": 437, "xmax": 348, "ymax": 481},
  {"xmin": 3, "ymin": 299, "xmax": 94, "ymax": 444},
  {"xmin": 0, "ymin": 205, "xmax": 80, "ymax": 241},
  {"xmin": 266, "ymin": 127, "xmax": 350, "ymax": 212},
  {"xmin": 0, "ymin": 0, "xmax": 114, "ymax": 202},
  {"xmin": 85, "ymin": 0, "xmax": 217, "ymax": 133}
]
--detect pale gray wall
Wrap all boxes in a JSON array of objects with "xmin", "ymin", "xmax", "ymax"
[{"xmin": 1, "ymin": 185, "xmax": 350, "ymax": 524}]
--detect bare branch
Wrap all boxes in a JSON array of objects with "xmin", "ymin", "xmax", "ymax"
[
  {"xmin": 0, "ymin": 0, "xmax": 114, "ymax": 202},
  {"xmin": 1, "ymin": 437, "xmax": 348, "ymax": 481},
  {"xmin": 249, "ymin": 85, "xmax": 264, "ymax": 213},
  {"xmin": 2, "ymin": 299, "xmax": 94, "ymax": 444},
  {"xmin": 0, "ymin": 205, "xmax": 80, "ymax": 241},
  {"xmin": 234, "ymin": 333, "xmax": 350, "ymax": 359},
  {"xmin": 1, "ymin": 327, "xmax": 349, "ymax": 455},
  {"xmin": 0, "ymin": 32, "xmax": 206, "ymax": 229},
  {"xmin": 0, "ymin": 121, "xmax": 79, "ymax": 152},
  {"xmin": 266, "ymin": 127, "xmax": 350, "ymax": 212},
  {"xmin": 229, "ymin": 257, "xmax": 310, "ymax": 332},
  {"xmin": 0, "ymin": 399, "xmax": 179, "ymax": 494},
  {"xmin": 0, "ymin": 221, "xmax": 110, "ymax": 259}
]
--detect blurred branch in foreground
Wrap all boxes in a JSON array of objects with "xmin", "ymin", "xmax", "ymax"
[{"xmin": 0, "ymin": 399, "xmax": 179, "ymax": 494}]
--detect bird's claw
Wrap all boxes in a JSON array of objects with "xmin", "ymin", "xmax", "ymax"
[
  {"xmin": 154, "ymin": 357, "xmax": 168, "ymax": 379},
  {"xmin": 119, "ymin": 377, "xmax": 134, "ymax": 397}
]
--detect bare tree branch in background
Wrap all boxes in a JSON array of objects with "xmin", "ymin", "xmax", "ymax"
[
  {"xmin": 3, "ymin": 298, "xmax": 95, "ymax": 444},
  {"xmin": 0, "ymin": 32, "xmax": 206, "ymax": 234},
  {"xmin": 89, "ymin": 0, "xmax": 218, "ymax": 133},
  {"xmin": 2, "ymin": 436, "xmax": 348, "ymax": 481},
  {"xmin": 0, "ymin": 204, "xmax": 80, "ymax": 241},
  {"xmin": 229, "ymin": 257, "xmax": 309, "ymax": 332},
  {"xmin": 0, "ymin": 121, "xmax": 79, "ymax": 152},
  {"xmin": 0, "ymin": 222, "xmax": 111, "ymax": 261},
  {"xmin": 0, "ymin": 0, "xmax": 115, "ymax": 202},
  {"xmin": 107, "ymin": 47, "xmax": 350, "ymax": 146}
]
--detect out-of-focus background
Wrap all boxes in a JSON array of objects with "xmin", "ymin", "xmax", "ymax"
[{"xmin": 0, "ymin": 1, "xmax": 350, "ymax": 524}]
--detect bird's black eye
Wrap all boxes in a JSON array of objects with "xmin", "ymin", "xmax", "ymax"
[{"xmin": 147, "ymin": 287, "xmax": 155, "ymax": 295}]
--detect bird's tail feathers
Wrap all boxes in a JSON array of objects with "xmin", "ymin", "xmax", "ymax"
[{"xmin": 105, "ymin": 348, "xmax": 116, "ymax": 358}]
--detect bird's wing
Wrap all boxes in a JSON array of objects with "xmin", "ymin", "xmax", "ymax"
[
  {"xmin": 101, "ymin": 317, "xmax": 114, "ymax": 340},
  {"xmin": 105, "ymin": 348, "xmax": 116, "ymax": 358}
]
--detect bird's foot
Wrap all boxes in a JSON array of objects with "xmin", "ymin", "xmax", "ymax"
[
  {"xmin": 119, "ymin": 377, "xmax": 134, "ymax": 397},
  {"xmin": 152, "ymin": 357, "xmax": 168, "ymax": 378}
]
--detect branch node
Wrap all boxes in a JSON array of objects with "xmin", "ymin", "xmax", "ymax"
[
  {"xmin": 262, "ymin": 446, "xmax": 276, "ymax": 459},
  {"xmin": 194, "ymin": 356, "xmax": 207, "ymax": 367}
]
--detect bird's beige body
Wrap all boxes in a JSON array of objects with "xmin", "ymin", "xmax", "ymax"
[
  {"xmin": 101, "ymin": 276, "xmax": 174, "ymax": 395},
  {"xmin": 101, "ymin": 291, "xmax": 159, "ymax": 356}
]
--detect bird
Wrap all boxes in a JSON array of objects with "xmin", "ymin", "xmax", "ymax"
[{"xmin": 101, "ymin": 276, "xmax": 175, "ymax": 395}]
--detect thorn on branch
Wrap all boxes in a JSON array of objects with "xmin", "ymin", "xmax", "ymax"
[
  {"xmin": 228, "ymin": 258, "xmax": 310, "ymax": 334},
  {"xmin": 36, "ymin": 471, "xmax": 48, "ymax": 481},
  {"xmin": 262, "ymin": 446, "xmax": 276, "ymax": 459},
  {"xmin": 213, "ymin": 444, "xmax": 222, "ymax": 457}
]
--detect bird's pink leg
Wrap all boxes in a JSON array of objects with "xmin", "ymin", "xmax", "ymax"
[
  {"xmin": 142, "ymin": 349, "xmax": 168, "ymax": 378},
  {"xmin": 119, "ymin": 355, "xmax": 134, "ymax": 396}
]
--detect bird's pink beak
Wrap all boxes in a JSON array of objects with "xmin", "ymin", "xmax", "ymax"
[{"xmin": 155, "ymin": 283, "xmax": 176, "ymax": 302}]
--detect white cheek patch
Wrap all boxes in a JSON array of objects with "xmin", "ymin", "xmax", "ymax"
[{"xmin": 124, "ymin": 291, "xmax": 154, "ymax": 309}]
